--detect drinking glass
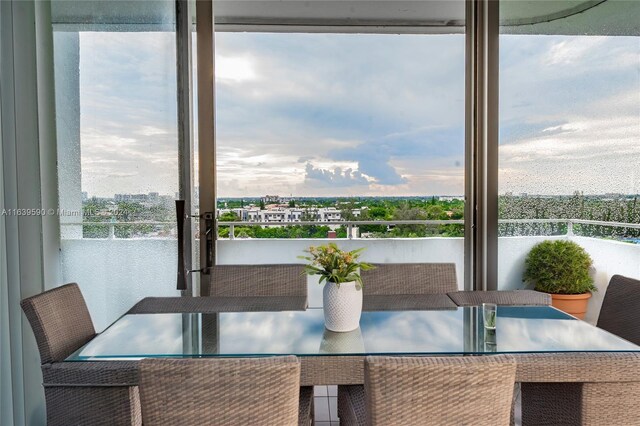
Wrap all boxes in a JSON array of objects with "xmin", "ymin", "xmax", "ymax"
[
  {"xmin": 484, "ymin": 329, "xmax": 497, "ymax": 352},
  {"xmin": 483, "ymin": 303, "xmax": 497, "ymax": 330}
]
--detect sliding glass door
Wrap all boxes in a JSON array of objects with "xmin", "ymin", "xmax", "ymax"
[
  {"xmin": 202, "ymin": 1, "xmax": 469, "ymax": 297},
  {"xmin": 52, "ymin": 0, "xmax": 181, "ymax": 330}
]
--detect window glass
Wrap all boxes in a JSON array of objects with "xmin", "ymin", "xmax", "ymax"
[
  {"xmin": 498, "ymin": 1, "xmax": 640, "ymax": 322},
  {"xmin": 53, "ymin": 2, "xmax": 179, "ymax": 329}
]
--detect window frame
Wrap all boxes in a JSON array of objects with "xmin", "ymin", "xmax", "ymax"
[{"xmin": 195, "ymin": 0, "xmax": 499, "ymax": 294}]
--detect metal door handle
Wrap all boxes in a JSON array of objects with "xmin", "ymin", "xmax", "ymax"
[{"xmin": 176, "ymin": 200, "xmax": 187, "ymax": 290}]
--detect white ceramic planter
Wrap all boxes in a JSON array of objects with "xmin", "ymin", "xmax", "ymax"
[{"xmin": 323, "ymin": 281, "xmax": 363, "ymax": 332}]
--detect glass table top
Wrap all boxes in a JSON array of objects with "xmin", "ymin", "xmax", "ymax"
[{"xmin": 66, "ymin": 306, "xmax": 640, "ymax": 361}]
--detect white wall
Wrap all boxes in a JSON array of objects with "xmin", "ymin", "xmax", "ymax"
[
  {"xmin": 60, "ymin": 237, "xmax": 465, "ymax": 324},
  {"xmin": 60, "ymin": 235, "xmax": 640, "ymax": 330},
  {"xmin": 497, "ymin": 235, "xmax": 640, "ymax": 324},
  {"xmin": 573, "ymin": 237, "xmax": 640, "ymax": 324},
  {"xmin": 61, "ymin": 239, "xmax": 179, "ymax": 331},
  {"xmin": 497, "ymin": 235, "xmax": 565, "ymax": 291}
]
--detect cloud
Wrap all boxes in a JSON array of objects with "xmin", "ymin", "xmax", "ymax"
[
  {"xmin": 135, "ymin": 126, "xmax": 168, "ymax": 137},
  {"xmin": 545, "ymin": 37, "xmax": 607, "ymax": 65},
  {"xmin": 75, "ymin": 32, "xmax": 179, "ymax": 197},
  {"xmin": 72, "ymin": 30, "xmax": 639, "ymax": 198},
  {"xmin": 500, "ymin": 120, "xmax": 568, "ymax": 145},
  {"xmin": 499, "ymin": 90, "xmax": 640, "ymax": 195},
  {"xmin": 216, "ymin": 55, "xmax": 258, "ymax": 83},
  {"xmin": 326, "ymin": 125, "xmax": 463, "ymax": 186},
  {"xmin": 212, "ymin": 33, "xmax": 465, "ymax": 194},
  {"xmin": 345, "ymin": 150, "xmax": 407, "ymax": 186},
  {"xmin": 498, "ymin": 35, "xmax": 639, "ymax": 195},
  {"xmin": 304, "ymin": 163, "xmax": 372, "ymax": 187}
]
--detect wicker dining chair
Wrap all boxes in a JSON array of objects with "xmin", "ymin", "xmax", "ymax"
[
  {"xmin": 521, "ymin": 275, "xmax": 640, "ymax": 425},
  {"xmin": 127, "ymin": 295, "xmax": 308, "ymax": 313},
  {"xmin": 339, "ymin": 263, "xmax": 460, "ymax": 422},
  {"xmin": 207, "ymin": 264, "xmax": 309, "ymax": 310},
  {"xmin": 518, "ymin": 352, "xmax": 640, "ymax": 426},
  {"xmin": 20, "ymin": 283, "xmax": 141, "ymax": 426},
  {"xmin": 597, "ymin": 274, "xmax": 640, "ymax": 345},
  {"xmin": 447, "ymin": 290, "xmax": 551, "ymax": 307},
  {"xmin": 126, "ymin": 295, "xmax": 314, "ymax": 424},
  {"xmin": 139, "ymin": 356, "xmax": 303, "ymax": 426},
  {"xmin": 209, "ymin": 264, "xmax": 307, "ymax": 297},
  {"xmin": 361, "ymin": 263, "xmax": 459, "ymax": 310},
  {"xmin": 339, "ymin": 355, "xmax": 517, "ymax": 426}
]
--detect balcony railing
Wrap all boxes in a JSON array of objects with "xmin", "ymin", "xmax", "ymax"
[
  {"xmin": 60, "ymin": 218, "xmax": 640, "ymax": 240},
  {"xmin": 219, "ymin": 219, "xmax": 464, "ymax": 240}
]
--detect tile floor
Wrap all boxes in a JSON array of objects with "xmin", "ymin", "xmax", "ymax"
[{"xmin": 314, "ymin": 385, "xmax": 340, "ymax": 425}]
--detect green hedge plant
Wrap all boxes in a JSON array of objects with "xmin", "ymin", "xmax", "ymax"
[{"xmin": 523, "ymin": 240, "xmax": 596, "ymax": 294}]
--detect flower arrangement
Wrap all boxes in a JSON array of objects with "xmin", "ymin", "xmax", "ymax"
[{"xmin": 299, "ymin": 243, "xmax": 374, "ymax": 289}]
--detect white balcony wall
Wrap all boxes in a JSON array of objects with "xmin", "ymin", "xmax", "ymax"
[
  {"xmin": 497, "ymin": 235, "xmax": 565, "ymax": 291},
  {"xmin": 498, "ymin": 235, "xmax": 640, "ymax": 324},
  {"xmin": 61, "ymin": 239, "xmax": 179, "ymax": 331},
  {"xmin": 573, "ymin": 237, "xmax": 640, "ymax": 324},
  {"xmin": 61, "ymin": 236, "xmax": 640, "ymax": 330},
  {"xmin": 218, "ymin": 237, "xmax": 465, "ymax": 281}
]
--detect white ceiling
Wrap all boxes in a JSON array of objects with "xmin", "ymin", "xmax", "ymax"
[{"xmin": 51, "ymin": 0, "xmax": 640, "ymax": 35}]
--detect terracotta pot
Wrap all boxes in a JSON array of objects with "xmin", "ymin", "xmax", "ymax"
[{"xmin": 550, "ymin": 293, "xmax": 592, "ymax": 320}]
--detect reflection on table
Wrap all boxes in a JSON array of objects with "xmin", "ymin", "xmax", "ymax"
[{"xmin": 67, "ymin": 306, "xmax": 640, "ymax": 361}]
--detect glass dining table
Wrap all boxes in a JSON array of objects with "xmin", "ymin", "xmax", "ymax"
[{"xmin": 67, "ymin": 306, "xmax": 640, "ymax": 365}]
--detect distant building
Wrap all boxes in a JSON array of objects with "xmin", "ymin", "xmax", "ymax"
[
  {"xmin": 113, "ymin": 192, "xmax": 167, "ymax": 206},
  {"xmin": 261, "ymin": 195, "xmax": 282, "ymax": 204},
  {"xmin": 217, "ymin": 206, "xmax": 371, "ymax": 224},
  {"xmin": 352, "ymin": 207, "xmax": 367, "ymax": 217},
  {"xmin": 603, "ymin": 193, "xmax": 624, "ymax": 201},
  {"xmin": 115, "ymin": 193, "xmax": 146, "ymax": 202},
  {"xmin": 438, "ymin": 196, "xmax": 464, "ymax": 202},
  {"xmin": 320, "ymin": 207, "xmax": 341, "ymax": 221}
]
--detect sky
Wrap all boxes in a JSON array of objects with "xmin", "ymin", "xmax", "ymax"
[{"xmin": 73, "ymin": 30, "xmax": 639, "ymax": 198}]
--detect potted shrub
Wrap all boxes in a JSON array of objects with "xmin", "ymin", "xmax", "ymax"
[
  {"xmin": 300, "ymin": 243, "xmax": 374, "ymax": 332},
  {"xmin": 523, "ymin": 240, "xmax": 596, "ymax": 319}
]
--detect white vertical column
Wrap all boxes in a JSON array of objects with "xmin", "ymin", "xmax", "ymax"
[
  {"xmin": 36, "ymin": 1, "xmax": 63, "ymax": 288},
  {"xmin": 54, "ymin": 31, "xmax": 82, "ymax": 239},
  {"xmin": 1, "ymin": 1, "xmax": 61, "ymax": 424},
  {"xmin": 0, "ymin": 49, "xmax": 15, "ymax": 426}
]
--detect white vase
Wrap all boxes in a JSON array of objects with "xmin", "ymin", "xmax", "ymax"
[{"xmin": 323, "ymin": 281, "xmax": 363, "ymax": 332}]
